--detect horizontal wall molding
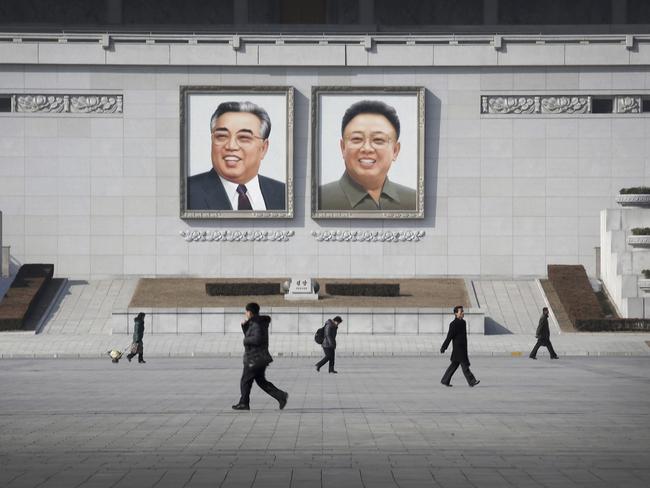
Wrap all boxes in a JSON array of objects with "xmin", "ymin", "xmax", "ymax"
[{"xmin": 3, "ymin": 33, "xmax": 650, "ymax": 66}]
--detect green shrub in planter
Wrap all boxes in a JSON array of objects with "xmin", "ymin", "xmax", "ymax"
[
  {"xmin": 631, "ymin": 228, "xmax": 650, "ymax": 236},
  {"xmin": 643, "ymin": 269, "xmax": 650, "ymax": 279},
  {"xmin": 619, "ymin": 186, "xmax": 650, "ymax": 194}
]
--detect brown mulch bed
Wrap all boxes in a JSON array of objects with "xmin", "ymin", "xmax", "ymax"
[
  {"xmin": 129, "ymin": 278, "xmax": 469, "ymax": 309},
  {"xmin": 539, "ymin": 279, "xmax": 575, "ymax": 332},
  {"xmin": 548, "ymin": 265, "xmax": 604, "ymax": 327}
]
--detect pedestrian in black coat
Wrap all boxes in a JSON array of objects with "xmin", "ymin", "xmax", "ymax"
[
  {"xmin": 315, "ymin": 316, "xmax": 342, "ymax": 373},
  {"xmin": 529, "ymin": 307, "xmax": 559, "ymax": 360},
  {"xmin": 440, "ymin": 305, "xmax": 480, "ymax": 387},
  {"xmin": 127, "ymin": 312, "xmax": 146, "ymax": 363},
  {"xmin": 232, "ymin": 302, "xmax": 288, "ymax": 411}
]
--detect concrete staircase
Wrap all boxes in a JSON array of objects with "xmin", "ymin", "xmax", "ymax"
[{"xmin": 600, "ymin": 207, "xmax": 650, "ymax": 318}]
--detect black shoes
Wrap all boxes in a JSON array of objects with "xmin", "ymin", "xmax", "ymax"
[
  {"xmin": 529, "ymin": 355, "xmax": 537, "ymax": 360},
  {"xmin": 316, "ymin": 364, "xmax": 321, "ymax": 372},
  {"xmin": 469, "ymin": 379, "xmax": 480, "ymax": 387},
  {"xmin": 127, "ymin": 355, "xmax": 132, "ymax": 362},
  {"xmin": 139, "ymin": 360, "xmax": 146, "ymax": 364},
  {"xmin": 329, "ymin": 370, "xmax": 338, "ymax": 374},
  {"xmin": 551, "ymin": 356, "xmax": 559, "ymax": 360},
  {"xmin": 279, "ymin": 392, "xmax": 289, "ymax": 410},
  {"xmin": 232, "ymin": 403, "xmax": 250, "ymax": 410},
  {"xmin": 441, "ymin": 381, "xmax": 452, "ymax": 387}
]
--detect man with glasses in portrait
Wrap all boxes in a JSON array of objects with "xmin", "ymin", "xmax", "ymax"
[
  {"xmin": 188, "ymin": 101, "xmax": 286, "ymax": 211},
  {"xmin": 319, "ymin": 100, "xmax": 416, "ymax": 211}
]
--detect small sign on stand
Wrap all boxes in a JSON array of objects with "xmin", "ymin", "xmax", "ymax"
[{"xmin": 284, "ymin": 278, "xmax": 319, "ymax": 301}]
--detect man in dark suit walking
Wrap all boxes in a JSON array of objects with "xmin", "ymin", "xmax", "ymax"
[
  {"xmin": 529, "ymin": 307, "xmax": 559, "ymax": 360},
  {"xmin": 232, "ymin": 302, "xmax": 288, "ymax": 411},
  {"xmin": 315, "ymin": 315, "xmax": 342, "ymax": 374},
  {"xmin": 440, "ymin": 305, "xmax": 479, "ymax": 387},
  {"xmin": 188, "ymin": 101, "xmax": 285, "ymax": 211}
]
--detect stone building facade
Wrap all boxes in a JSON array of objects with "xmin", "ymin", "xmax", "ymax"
[{"xmin": 1, "ymin": 28, "xmax": 649, "ymax": 280}]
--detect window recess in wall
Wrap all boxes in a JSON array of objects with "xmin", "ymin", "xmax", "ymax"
[
  {"xmin": 481, "ymin": 95, "xmax": 646, "ymax": 115},
  {"xmin": 0, "ymin": 96, "xmax": 11, "ymax": 112}
]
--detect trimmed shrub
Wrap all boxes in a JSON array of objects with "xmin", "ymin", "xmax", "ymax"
[
  {"xmin": 547, "ymin": 265, "xmax": 604, "ymax": 328},
  {"xmin": 575, "ymin": 319, "xmax": 650, "ymax": 332},
  {"xmin": 0, "ymin": 264, "xmax": 54, "ymax": 331},
  {"xmin": 631, "ymin": 227, "xmax": 650, "ymax": 236},
  {"xmin": 619, "ymin": 186, "xmax": 650, "ymax": 194},
  {"xmin": 205, "ymin": 282, "xmax": 280, "ymax": 296},
  {"xmin": 325, "ymin": 283, "xmax": 400, "ymax": 297},
  {"xmin": 643, "ymin": 269, "xmax": 650, "ymax": 279}
]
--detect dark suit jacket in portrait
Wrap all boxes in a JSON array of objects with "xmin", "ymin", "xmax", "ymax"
[
  {"xmin": 441, "ymin": 317, "xmax": 470, "ymax": 365},
  {"xmin": 318, "ymin": 171, "xmax": 416, "ymax": 211},
  {"xmin": 187, "ymin": 168, "xmax": 286, "ymax": 211}
]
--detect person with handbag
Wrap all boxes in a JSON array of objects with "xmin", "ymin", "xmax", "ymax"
[
  {"xmin": 232, "ymin": 302, "xmax": 288, "ymax": 411},
  {"xmin": 315, "ymin": 316, "xmax": 342, "ymax": 373},
  {"xmin": 127, "ymin": 312, "xmax": 146, "ymax": 364}
]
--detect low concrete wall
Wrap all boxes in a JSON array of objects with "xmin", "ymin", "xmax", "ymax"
[{"xmin": 112, "ymin": 307, "xmax": 486, "ymax": 336}]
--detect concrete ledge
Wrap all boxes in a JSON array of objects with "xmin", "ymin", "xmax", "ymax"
[
  {"xmin": 1, "ymin": 36, "xmax": 648, "ymax": 67},
  {"xmin": 112, "ymin": 307, "xmax": 486, "ymax": 335}
]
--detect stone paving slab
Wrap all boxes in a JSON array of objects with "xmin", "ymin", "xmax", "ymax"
[{"xmin": 0, "ymin": 357, "xmax": 649, "ymax": 488}]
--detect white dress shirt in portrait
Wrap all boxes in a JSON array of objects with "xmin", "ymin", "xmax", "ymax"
[{"xmin": 218, "ymin": 175, "xmax": 268, "ymax": 211}]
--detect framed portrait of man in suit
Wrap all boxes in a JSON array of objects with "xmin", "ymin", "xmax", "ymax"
[
  {"xmin": 180, "ymin": 86, "xmax": 293, "ymax": 219},
  {"xmin": 311, "ymin": 86, "xmax": 425, "ymax": 219}
]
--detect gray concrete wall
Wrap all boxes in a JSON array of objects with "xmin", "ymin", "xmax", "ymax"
[{"xmin": 1, "ymin": 37, "xmax": 649, "ymax": 279}]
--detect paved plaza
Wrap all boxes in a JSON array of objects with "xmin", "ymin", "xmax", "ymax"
[{"xmin": 0, "ymin": 356, "xmax": 649, "ymax": 488}]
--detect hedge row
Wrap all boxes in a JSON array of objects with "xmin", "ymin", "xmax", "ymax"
[
  {"xmin": 619, "ymin": 186, "xmax": 650, "ymax": 194},
  {"xmin": 0, "ymin": 264, "xmax": 54, "ymax": 331},
  {"xmin": 547, "ymin": 265, "xmax": 604, "ymax": 327},
  {"xmin": 205, "ymin": 283, "xmax": 280, "ymax": 296},
  {"xmin": 575, "ymin": 319, "xmax": 650, "ymax": 332},
  {"xmin": 325, "ymin": 283, "xmax": 400, "ymax": 297}
]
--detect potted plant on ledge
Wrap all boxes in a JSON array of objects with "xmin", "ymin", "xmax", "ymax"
[
  {"xmin": 616, "ymin": 187, "xmax": 650, "ymax": 207},
  {"xmin": 628, "ymin": 228, "xmax": 650, "ymax": 247},
  {"xmin": 640, "ymin": 270, "xmax": 650, "ymax": 292}
]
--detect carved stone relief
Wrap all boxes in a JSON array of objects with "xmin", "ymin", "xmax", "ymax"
[
  {"xmin": 481, "ymin": 95, "xmax": 591, "ymax": 114},
  {"xmin": 14, "ymin": 94, "xmax": 123, "ymax": 114},
  {"xmin": 311, "ymin": 230, "xmax": 425, "ymax": 242},
  {"xmin": 180, "ymin": 230, "xmax": 294, "ymax": 242},
  {"xmin": 614, "ymin": 96, "xmax": 641, "ymax": 114}
]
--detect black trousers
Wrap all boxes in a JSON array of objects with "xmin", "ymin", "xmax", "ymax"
[
  {"xmin": 441, "ymin": 360, "xmax": 476, "ymax": 385},
  {"xmin": 239, "ymin": 363, "xmax": 284, "ymax": 405},
  {"xmin": 530, "ymin": 338, "xmax": 558, "ymax": 358},
  {"xmin": 127, "ymin": 341, "xmax": 143, "ymax": 362},
  {"xmin": 315, "ymin": 347, "xmax": 336, "ymax": 372}
]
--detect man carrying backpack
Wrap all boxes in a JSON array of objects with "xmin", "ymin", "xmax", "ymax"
[{"xmin": 315, "ymin": 316, "xmax": 342, "ymax": 374}]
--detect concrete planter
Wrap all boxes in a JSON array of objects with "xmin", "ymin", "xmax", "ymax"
[
  {"xmin": 616, "ymin": 194, "xmax": 650, "ymax": 207},
  {"xmin": 627, "ymin": 235, "xmax": 650, "ymax": 247}
]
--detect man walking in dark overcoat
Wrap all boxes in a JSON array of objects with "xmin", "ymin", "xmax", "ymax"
[
  {"xmin": 232, "ymin": 302, "xmax": 289, "ymax": 411},
  {"xmin": 315, "ymin": 315, "xmax": 342, "ymax": 373},
  {"xmin": 529, "ymin": 307, "xmax": 559, "ymax": 360},
  {"xmin": 440, "ymin": 305, "xmax": 480, "ymax": 387}
]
